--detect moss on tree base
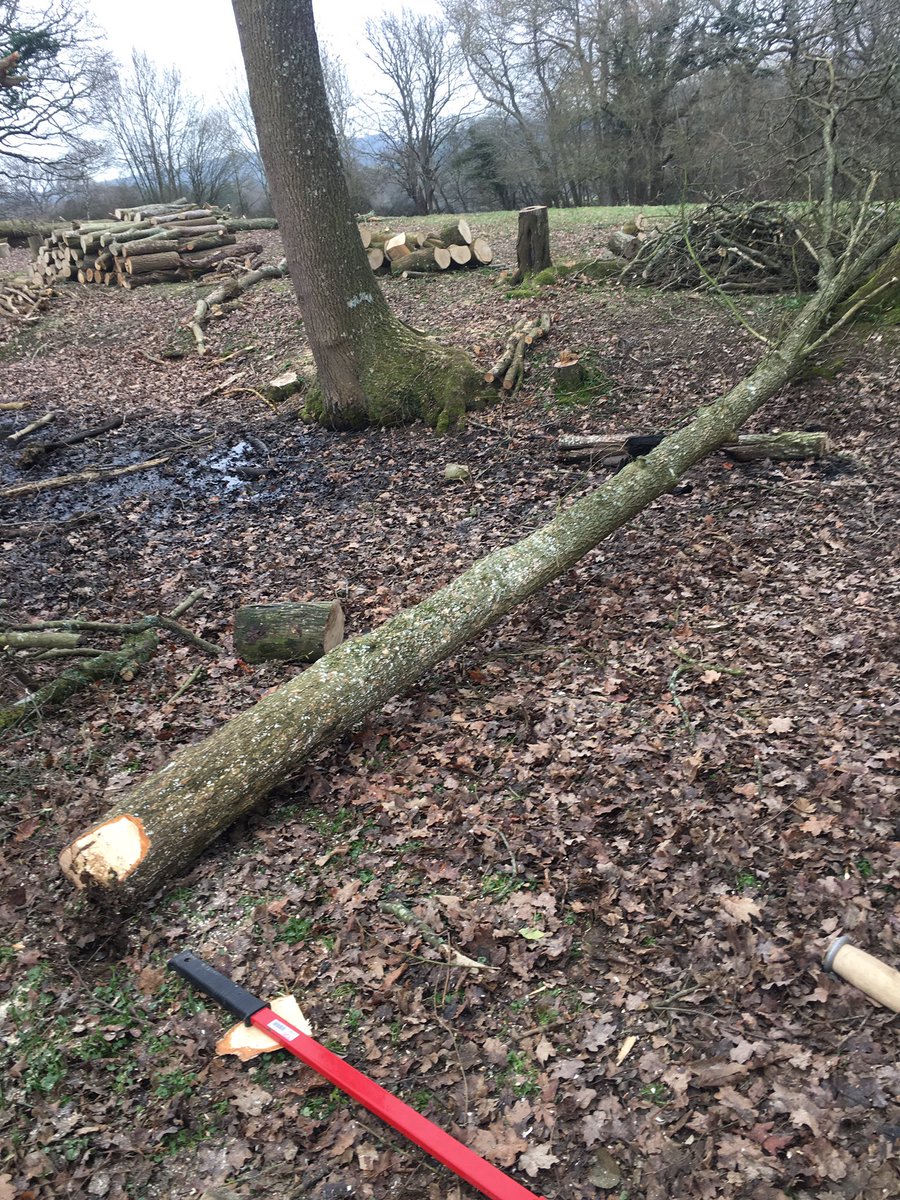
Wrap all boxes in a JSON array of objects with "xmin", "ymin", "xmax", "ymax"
[{"xmin": 303, "ymin": 321, "xmax": 482, "ymax": 431}]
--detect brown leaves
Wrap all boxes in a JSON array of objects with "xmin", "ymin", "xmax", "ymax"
[
  {"xmin": 517, "ymin": 1143, "xmax": 559, "ymax": 1177},
  {"xmin": 719, "ymin": 894, "xmax": 763, "ymax": 923}
]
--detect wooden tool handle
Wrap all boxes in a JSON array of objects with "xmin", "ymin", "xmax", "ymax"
[{"xmin": 824, "ymin": 937, "xmax": 900, "ymax": 1013}]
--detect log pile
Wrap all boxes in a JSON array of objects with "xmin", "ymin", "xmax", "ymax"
[
  {"xmin": 359, "ymin": 218, "xmax": 495, "ymax": 277},
  {"xmin": 626, "ymin": 203, "xmax": 819, "ymax": 292},
  {"xmin": 483, "ymin": 313, "xmax": 551, "ymax": 395},
  {"xmin": 27, "ymin": 198, "xmax": 278, "ymax": 290}
]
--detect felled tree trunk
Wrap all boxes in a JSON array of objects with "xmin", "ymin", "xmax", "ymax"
[
  {"xmin": 512, "ymin": 205, "xmax": 551, "ymax": 284},
  {"xmin": 234, "ymin": 601, "xmax": 344, "ymax": 663},
  {"xmin": 58, "ymin": 273, "xmax": 849, "ymax": 904}
]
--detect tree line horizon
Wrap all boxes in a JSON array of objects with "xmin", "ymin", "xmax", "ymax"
[{"xmin": 1, "ymin": 0, "xmax": 898, "ymax": 219}]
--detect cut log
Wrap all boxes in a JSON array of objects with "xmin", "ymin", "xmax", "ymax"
[
  {"xmin": 358, "ymin": 226, "xmax": 372, "ymax": 249},
  {"xmin": 121, "ymin": 271, "xmax": 189, "ymax": 289},
  {"xmin": 223, "ymin": 218, "xmax": 278, "ymax": 232},
  {"xmin": 150, "ymin": 208, "xmax": 216, "ymax": 225},
  {"xmin": 384, "ymin": 233, "xmax": 415, "ymax": 261},
  {"xmin": 513, "ymin": 205, "xmax": 551, "ymax": 283},
  {"xmin": 556, "ymin": 431, "xmax": 833, "ymax": 461},
  {"xmin": 448, "ymin": 244, "xmax": 472, "ymax": 267},
  {"xmin": 176, "ymin": 233, "xmax": 238, "ymax": 254},
  {"xmin": 391, "ymin": 248, "xmax": 446, "ymax": 275},
  {"xmin": 471, "ymin": 238, "xmax": 494, "ymax": 265},
  {"xmin": 438, "ymin": 219, "xmax": 472, "ymax": 246},
  {"xmin": 115, "ymin": 198, "xmax": 189, "ymax": 221},
  {"xmin": 121, "ymin": 239, "xmax": 179, "ymax": 258},
  {"xmin": 234, "ymin": 601, "xmax": 345, "ymax": 664},
  {"xmin": 367, "ymin": 247, "xmax": 386, "ymax": 272},
  {"xmin": 125, "ymin": 252, "xmax": 182, "ymax": 275},
  {"xmin": 180, "ymin": 241, "xmax": 260, "ymax": 273}
]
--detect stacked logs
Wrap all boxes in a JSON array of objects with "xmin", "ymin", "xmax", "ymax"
[
  {"xmin": 483, "ymin": 313, "xmax": 551, "ymax": 395},
  {"xmin": 28, "ymin": 199, "xmax": 278, "ymax": 290},
  {"xmin": 359, "ymin": 219, "xmax": 494, "ymax": 276}
]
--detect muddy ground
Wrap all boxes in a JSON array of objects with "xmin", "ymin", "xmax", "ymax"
[{"xmin": 0, "ymin": 215, "xmax": 897, "ymax": 1200}]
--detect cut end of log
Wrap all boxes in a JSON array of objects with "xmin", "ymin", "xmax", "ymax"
[{"xmin": 59, "ymin": 813, "xmax": 150, "ymax": 888}]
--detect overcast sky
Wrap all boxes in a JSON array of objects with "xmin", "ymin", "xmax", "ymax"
[{"xmin": 87, "ymin": 0, "xmax": 442, "ymax": 106}]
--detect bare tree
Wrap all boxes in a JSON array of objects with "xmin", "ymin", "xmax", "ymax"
[
  {"xmin": 365, "ymin": 9, "xmax": 470, "ymax": 214},
  {"xmin": 0, "ymin": 0, "xmax": 110, "ymax": 177},
  {"xmin": 107, "ymin": 51, "xmax": 234, "ymax": 206},
  {"xmin": 107, "ymin": 50, "xmax": 186, "ymax": 202},
  {"xmin": 182, "ymin": 107, "xmax": 234, "ymax": 206}
]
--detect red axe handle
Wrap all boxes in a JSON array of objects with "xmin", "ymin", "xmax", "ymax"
[{"xmin": 168, "ymin": 951, "xmax": 548, "ymax": 1200}]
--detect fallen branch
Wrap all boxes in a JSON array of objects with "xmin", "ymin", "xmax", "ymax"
[
  {"xmin": 0, "ymin": 437, "xmax": 213, "ymax": 500},
  {"xmin": 381, "ymin": 898, "xmax": 497, "ymax": 972},
  {"xmin": 557, "ymin": 430, "xmax": 833, "ymax": 462},
  {"xmin": 0, "ymin": 509, "xmax": 107, "ymax": 541},
  {"xmin": 0, "ymin": 630, "xmax": 157, "ymax": 733},
  {"xmin": 7, "ymin": 412, "xmax": 56, "ymax": 443},
  {"xmin": 188, "ymin": 258, "xmax": 288, "ymax": 354},
  {"xmin": 4, "ymin": 613, "xmax": 219, "ymax": 657},
  {"xmin": 17, "ymin": 415, "xmax": 124, "ymax": 467}
]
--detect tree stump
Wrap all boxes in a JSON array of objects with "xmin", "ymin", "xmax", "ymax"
[
  {"xmin": 554, "ymin": 356, "xmax": 585, "ymax": 386},
  {"xmin": 234, "ymin": 601, "xmax": 344, "ymax": 664},
  {"xmin": 513, "ymin": 206, "xmax": 551, "ymax": 283}
]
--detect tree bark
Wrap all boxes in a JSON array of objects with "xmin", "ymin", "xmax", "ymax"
[
  {"xmin": 234, "ymin": 601, "xmax": 345, "ymax": 663},
  {"xmin": 230, "ymin": 0, "xmax": 481, "ymax": 430},
  {"xmin": 513, "ymin": 206, "xmax": 551, "ymax": 283},
  {"xmin": 58, "ymin": 275, "xmax": 846, "ymax": 904},
  {"xmin": 557, "ymin": 431, "xmax": 833, "ymax": 461}
]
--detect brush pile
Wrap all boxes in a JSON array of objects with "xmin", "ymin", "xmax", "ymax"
[
  {"xmin": 0, "ymin": 279, "xmax": 55, "ymax": 319},
  {"xmin": 27, "ymin": 198, "xmax": 278, "ymax": 290},
  {"xmin": 626, "ymin": 202, "xmax": 819, "ymax": 292},
  {"xmin": 360, "ymin": 219, "xmax": 495, "ymax": 276}
]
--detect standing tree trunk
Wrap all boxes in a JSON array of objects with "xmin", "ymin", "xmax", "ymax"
[
  {"xmin": 231, "ymin": 0, "xmax": 481, "ymax": 431},
  {"xmin": 512, "ymin": 205, "xmax": 551, "ymax": 284}
]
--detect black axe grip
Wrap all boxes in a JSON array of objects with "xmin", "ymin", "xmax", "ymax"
[{"xmin": 167, "ymin": 950, "xmax": 266, "ymax": 1023}]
